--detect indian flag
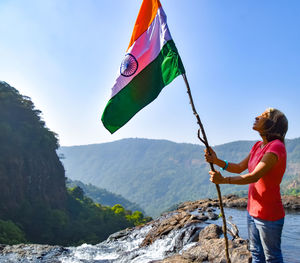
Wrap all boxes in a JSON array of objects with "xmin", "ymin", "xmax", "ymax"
[{"xmin": 101, "ymin": 0, "xmax": 185, "ymax": 133}]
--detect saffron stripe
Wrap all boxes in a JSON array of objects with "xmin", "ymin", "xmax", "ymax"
[
  {"xmin": 127, "ymin": 0, "xmax": 161, "ymax": 51},
  {"xmin": 112, "ymin": 7, "xmax": 171, "ymax": 98}
]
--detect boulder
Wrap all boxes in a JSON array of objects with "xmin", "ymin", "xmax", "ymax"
[
  {"xmin": 140, "ymin": 210, "xmax": 204, "ymax": 247},
  {"xmin": 156, "ymin": 224, "xmax": 251, "ymax": 263}
]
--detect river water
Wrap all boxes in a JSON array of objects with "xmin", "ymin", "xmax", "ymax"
[
  {"xmin": 213, "ymin": 208, "xmax": 300, "ymax": 263},
  {"xmin": 59, "ymin": 208, "xmax": 300, "ymax": 263},
  {"xmin": 0, "ymin": 208, "xmax": 299, "ymax": 262}
]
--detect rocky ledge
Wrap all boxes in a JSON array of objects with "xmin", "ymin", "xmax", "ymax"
[
  {"xmin": 0, "ymin": 244, "xmax": 68, "ymax": 262},
  {"xmin": 147, "ymin": 194, "xmax": 300, "ymax": 263},
  {"xmin": 144, "ymin": 196, "xmax": 252, "ymax": 263},
  {"xmin": 1, "ymin": 195, "xmax": 298, "ymax": 262},
  {"xmin": 154, "ymin": 225, "xmax": 250, "ymax": 263},
  {"xmin": 188, "ymin": 194, "xmax": 300, "ymax": 211}
]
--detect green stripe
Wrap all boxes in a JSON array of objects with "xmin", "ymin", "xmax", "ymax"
[{"xmin": 101, "ymin": 40, "xmax": 185, "ymax": 134}]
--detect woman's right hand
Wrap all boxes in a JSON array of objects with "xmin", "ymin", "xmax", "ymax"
[{"xmin": 204, "ymin": 147, "xmax": 218, "ymax": 164}]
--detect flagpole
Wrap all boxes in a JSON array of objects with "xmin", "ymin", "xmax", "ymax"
[{"xmin": 182, "ymin": 73, "xmax": 231, "ymax": 263}]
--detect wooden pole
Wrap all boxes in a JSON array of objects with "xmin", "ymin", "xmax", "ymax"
[{"xmin": 182, "ymin": 73, "xmax": 231, "ymax": 263}]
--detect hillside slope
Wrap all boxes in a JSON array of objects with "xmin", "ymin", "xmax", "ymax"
[
  {"xmin": 66, "ymin": 179, "xmax": 144, "ymax": 213},
  {"xmin": 0, "ymin": 81, "xmax": 67, "ymax": 217},
  {"xmin": 0, "ymin": 81, "xmax": 149, "ymax": 245},
  {"xmin": 59, "ymin": 137, "xmax": 300, "ymax": 217}
]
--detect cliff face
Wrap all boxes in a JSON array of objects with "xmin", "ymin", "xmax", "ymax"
[{"xmin": 0, "ymin": 81, "xmax": 66, "ymax": 218}]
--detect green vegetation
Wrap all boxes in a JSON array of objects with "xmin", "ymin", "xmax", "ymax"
[
  {"xmin": 283, "ymin": 188, "xmax": 300, "ymax": 196},
  {"xmin": 59, "ymin": 138, "xmax": 300, "ymax": 217},
  {"xmin": 0, "ymin": 220, "xmax": 27, "ymax": 245},
  {"xmin": 0, "ymin": 81, "xmax": 150, "ymax": 246},
  {"xmin": 111, "ymin": 204, "xmax": 151, "ymax": 226},
  {"xmin": 5, "ymin": 186, "xmax": 150, "ymax": 246},
  {"xmin": 66, "ymin": 179, "xmax": 145, "ymax": 213}
]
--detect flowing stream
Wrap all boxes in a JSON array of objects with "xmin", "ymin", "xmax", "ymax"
[
  {"xmin": 0, "ymin": 209, "xmax": 299, "ymax": 263},
  {"xmin": 60, "ymin": 209, "xmax": 300, "ymax": 263},
  {"xmin": 60, "ymin": 218, "xmax": 202, "ymax": 263}
]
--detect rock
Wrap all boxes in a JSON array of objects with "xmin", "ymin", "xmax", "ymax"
[
  {"xmin": 0, "ymin": 83, "xmax": 67, "ymax": 219},
  {"xmin": 0, "ymin": 244, "xmax": 69, "ymax": 262},
  {"xmin": 181, "ymin": 237, "xmax": 251, "ymax": 263},
  {"xmin": 155, "ymin": 222, "xmax": 251, "ymax": 263},
  {"xmin": 140, "ymin": 210, "xmax": 205, "ymax": 247},
  {"xmin": 207, "ymin": 211, "xmax": 219, "ymax": 220},
  {"xmin": 108, "ymin": 227, "xmax": 134, "ymax": 241},
  {"xmin": 0, "ymin": 195, "xmax": 256, "ymax": 263},
  {"xmin": 282, "ymin": 195, "xmax": 300, "ymax": 211},
  {"xmin": 206, "ymin": 208, "xmax": 215, "ymax": 212},
  {"xmin": 199, "ymin": 224, "xmax": 223, "ymax": 240},
  {"xmin": 222, "ymin": 195, "xmax": 248, "ymax": 209},
  {"xmin": 126, "ymin": 195, "xmax": 299, "ymax": 261},
  {"xmin": 215, "ymin": 194, "xmax": 300, "ymax": 211},
  {"xmin": 151, "ymin": 254, "xmax": 191, "ymax": 263}
]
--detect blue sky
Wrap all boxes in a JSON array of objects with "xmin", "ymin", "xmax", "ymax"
[{"xmin": 1, "ymin": 0, "xmax": 299, "ymax": 146}]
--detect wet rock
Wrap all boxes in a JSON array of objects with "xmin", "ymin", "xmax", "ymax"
[
  {"xmin": 207, "ymin": 211, "xmax": 219, "ymax": 220},
  {"xmin": 0, "ymin": 244, "xmax": 69, "ymax": 262},
  {"xmin": 199, "ymin": 224, "xmax": 223, "ymax": 240},
  {"xmin": 181, "ymin": 237, "xmax": 251, "ymax": 263},
  {"xmin": 206, "ymin": 207, "xmax": 216, "ymax": 212},
  {"xmin": 151, "ymin": 254, "xmax": 191, "ymax": 263},
  {"xmin": 210, "ymin": 194, "xmax": 300, "ymax": 211},
  {"xmin": 222, "ymin": 195, "xmax": 248, "ymax": 209},
  {"xmin": 140, "ymin": 209, "xmax": 205, "ymax": 247},
  {"xmin": 108, "ymin": 227, "xmax": 134, "ymax": 241},
  {"xmin": 157, "ymin": 224, "xmax": 251, "ymax": 263},
  {"xmin": 282, "ymin": 195, "xmax": 300, "ymax": 211},
  {"xmin": 141, "ymin": 196, "xmax": 253, "ymax": 249}
]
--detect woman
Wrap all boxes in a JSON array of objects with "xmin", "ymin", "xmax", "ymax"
[{"xmin": 204, "ymin": 108, "xmax": 288, "ymax": 263}]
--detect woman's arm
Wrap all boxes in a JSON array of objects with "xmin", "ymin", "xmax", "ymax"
[
  {"xmin": 204, "ymin": 147, "xmax": 250, "ymax": 174},
  {"xmin": 209, "ymin": 152, "xmax": 278, "ymax": 185}
]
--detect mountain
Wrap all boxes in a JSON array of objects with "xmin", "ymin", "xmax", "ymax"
[
  {"xmin": 0, "ymin": 81, "xmax": 148, "ymax": 245},
  {"xmin": 66, "ymin": 178, "xmax": 145, "ymax": 213},
  {"xmin": 59, "ymin": 138, "xmax": 300, "ymax": 217},
  {"xmin": 0, "ymin": 81, "xmax": 67, "ymax": 217}
]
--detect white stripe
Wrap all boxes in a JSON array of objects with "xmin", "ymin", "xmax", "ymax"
[{"xmin": 111, "ymin": 7, "xmax": 172, "ymax": 98}]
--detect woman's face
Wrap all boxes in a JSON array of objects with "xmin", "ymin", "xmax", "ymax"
[{"xmin": 253, "ymin": 110, "xmax": 270, "ymax": 133}]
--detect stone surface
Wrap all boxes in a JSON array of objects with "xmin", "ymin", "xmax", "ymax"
[
  {"xmin": 198, "ymin": 224, "xmax": 223, "ymax": 240},
  {"xmin": 140, "ymin": 211, "xmax": 205, "ymax": 247},
  {"xmin": 0, "ymin": 244, "xmax": 68, "ymax": 262},
  {"xmin": 143, "ymin": 197, "xmax": 253, "ymax": 263},
  {"xmin": 155, "ymin": 223, "xmax": 251, "ymax": 263},
  {"xmin": 2, "ymin": 194, "xmax": 298, "ymax": 262},
  {"xmin": 180, "ymin": 194, "xmax": 300, "ymax": 211}
]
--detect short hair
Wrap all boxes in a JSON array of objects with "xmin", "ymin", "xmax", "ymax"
[{"xmin": 261, "ymin": 108, "xmax": 288, "ymax": 143}]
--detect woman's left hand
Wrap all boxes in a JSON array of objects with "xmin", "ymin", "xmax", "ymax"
[{"xmin": 209, "ymin": 170, "xmax": 225, "ymax": 184}]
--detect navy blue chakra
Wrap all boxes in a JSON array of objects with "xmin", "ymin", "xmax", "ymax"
[{"xmin": 120, "ymin": 53, "xmax": 138, "ymax": 77}]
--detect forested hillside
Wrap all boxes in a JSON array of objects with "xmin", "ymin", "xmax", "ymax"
[
  {"xmin": 0, "ymin": 83, "xmax": 67, "ymax": 216},
  {"xmin": 0, "ymin": 81, "xmax": 149, "ymax": 245},
  {"xmin": 59, "ymin": 138, "xmax": 300, "ymax": 217},
  {"xmin": 66, "ymin": 179, "xmax": 145, "ymax": 213}
]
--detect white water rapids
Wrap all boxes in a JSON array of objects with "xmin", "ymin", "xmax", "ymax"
[
  {"xmin": 1, "ymin": 208, "xmax": 299, "ymax": 262},
  {"xmin": 0, "ymin": 211, "xmax": 206, "ymax": 263},
  {"xmin": 60, "ymin": 219, "xmax": 202, "ymax": 263}
]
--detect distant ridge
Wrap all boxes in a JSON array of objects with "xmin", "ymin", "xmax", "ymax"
[{"xmin": 59, "ymin": 137, "xmax": 300, "ymax": 217}]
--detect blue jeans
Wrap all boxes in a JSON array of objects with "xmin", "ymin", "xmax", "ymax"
[{"xmin": 247, "ymin": 212, "xmax": 284, "ymax": 263}]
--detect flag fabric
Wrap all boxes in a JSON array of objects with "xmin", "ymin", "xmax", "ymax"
[{"xmin": 101, "ymin": 0, "xmax": 185, "ymax": 134}]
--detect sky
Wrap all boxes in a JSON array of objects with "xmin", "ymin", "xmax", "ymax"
[{"xmin": 0, "ymin": 0, "xmax": 299, "ymax": 147}]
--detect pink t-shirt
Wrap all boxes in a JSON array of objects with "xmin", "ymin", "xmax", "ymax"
[{"xmin": 247, "ymin": 139, "xmax": 286, "ymax": 221}]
